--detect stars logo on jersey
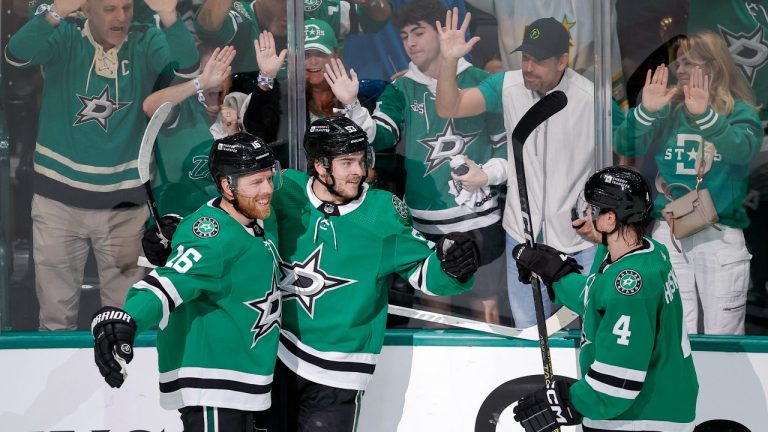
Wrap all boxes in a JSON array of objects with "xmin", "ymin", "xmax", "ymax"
[
  {"xmin": 392, "ymin": 195, "xmax": 409, "ymax": 219},
  {"xmin": 279, "ymin": 244, "xmax": 357, "ymax": 317},
  {"xmin": 243, "ymin": 270, "xmax": 281, "ymax": 347},
  {"xmin": 615, "ymin": 269, "xmax": 642, "ymax": 296},
  {"xmin": 74, "ymin": 86, "xmax": 131, "ymax": 132},
  {"xmin": 304, "ymin": 0, "xmax": 322, "ymax": 12},
  {"xmin": 193, "ymin": 217, "xmax": 220, "ymax": 238},
  {"xmin": 410, "ymin": 101, "xmax": 425, "ymax": 114},
  {"xmin": 418, "ymin": 119, "xmax": 479, "ymax": 175},
  {"xmin": 719, "ymin": 25, "xmax": 768, "ymax": 86}
]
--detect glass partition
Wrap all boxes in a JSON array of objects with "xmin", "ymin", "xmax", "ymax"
[{"xmin": 0, "ymin": 0, "xmax": 765, "ymax": 338}]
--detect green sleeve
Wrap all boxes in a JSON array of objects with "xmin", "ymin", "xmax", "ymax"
[
  {"xmin": 6, "ymin": 14, "xmax": 67, "ymax": 66},
  {"xmin": 370, "ymin": 81, "xmax": 405, "ymax": 151},
  {"xmin": 684, "ymin": 103, "xmax": 763, "ymax": 165},
  {"xmin": 193, "ymin": 5, "xmax": 238, "ymax": 45},
  {"xmin": 613, "ymin": 104, "xmax": 666, "ymax": 157},
  {"xmin": 476, "ymin": 72, "xmax": 505, "ymax": 113},
  {"xmin": 380, "ymin": 196, "xmax": 473, "ymax": 296},
  {"xmin": 123, "ymin": 216, "xmax": 241, "ymax": 331},
  {"xmin": 148, "ymin": 17, "xmax": 200, "ymax": 77},
  {"xmin": 552, "ymin": 272, "xmax": 587, "ymax": 315},
  {"xmin": 570, "ymin": 272, "xmax": 661, "ymax": 419}
]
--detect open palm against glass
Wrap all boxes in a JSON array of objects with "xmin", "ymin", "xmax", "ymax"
[
  {"xmin": 436, "ymin": 7, "xmax": 480, "ymax": 61},
  {"xmin": 641, "ymin": 64, "xmax": 678, "ymax": 113},
  {"xmin": 324, "ymin": 57, "xmax": 359, "ymax": 106}
]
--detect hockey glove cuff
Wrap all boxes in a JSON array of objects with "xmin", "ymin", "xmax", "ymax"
[
  {"xmin": 513, "ymin": 380, "xmax": 581, "ymax": 432},
  {"xmin": 512, "ymin": 243, "xmax": 582, "ymax": 300},
  {"xmin": 91, "ymin": 306, "xmax": 137, "ymax": 388},
  {"xmin": 142, "ymin": 214, "xmax": 181, "ymax": 266},
  {"xmin": 437, "ymin": 232, "xmax": 480, "ymax": 282}
]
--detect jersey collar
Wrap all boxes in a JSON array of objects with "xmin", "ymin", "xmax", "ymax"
[{"xmin": 305, "ymin": 177, "xmax": 369, "ymax": 216}]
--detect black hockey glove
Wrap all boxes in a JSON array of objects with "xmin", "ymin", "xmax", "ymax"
[
  {"xmin": 91, "ymin": 306, "xmax": 137, "ymax": 388},
  {"xmin": 513, "ymin": 243, "xmax": 582, "ymax": 300},
  {"xmin": 142, "ymin": 214, "xmax": 181, "ymax": 266},
  {"xmin": 513, "ymin": 380, "xmax": 581, "ymax": 432},
  {"xmin": 436, "ymin": 232, "xmax": 480, "ymax": 282}
]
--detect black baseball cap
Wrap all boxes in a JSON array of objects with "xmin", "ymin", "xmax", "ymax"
[{"xmin": 512, "ymin": 17, "xmax": 570, "ymax": 60}]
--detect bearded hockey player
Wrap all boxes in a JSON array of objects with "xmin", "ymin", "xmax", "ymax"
[
  {"xmin": 267, "ymin": 116, "xmax": 480, "ymax": 431},
  {"xmin": 91, "ymin": 133, "xmax": 282, "ymax": 431},
  {"xmin": 511, "ymin": 166, "xmax": 698, "ymax": 432}
]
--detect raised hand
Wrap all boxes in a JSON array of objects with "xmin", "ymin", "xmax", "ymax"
[
  {"xmin": 198, "ymin": 46, "xmax": 235, "ymax": 90},
  {"xmin": 641, "ymin": 64, "xmax": 677, "ymax": 113},
  {"xmin": 324, "ymin": 58, "xmax": 359, "ymax": 106},
  {"xmin": 436, "ymin": 7, "xmax": 480, "ymax": 61},
  {"xmin": 51, "ymin": 0, "xmax": 87, "ymax": 16},
  {"xmin": 255, "ymin": 31, "xmax": 288, "ymax": 79},
  {"xmin": 683, "ymin": 66, "xmax": 710, "ymax": 116},
  {"xmin": 143, "ymin": 0, "xmax": 177, "ymax": 14}
]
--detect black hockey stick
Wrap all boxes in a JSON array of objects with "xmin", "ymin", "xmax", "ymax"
[
  {"xmin": 511, "ymin": 90, "xmax": 568, "ymax": 404},
  {"xmin": 137, "ymin": 101, "xmax": 173, "ymax": 247}
]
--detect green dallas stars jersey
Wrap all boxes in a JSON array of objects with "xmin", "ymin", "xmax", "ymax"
[
  {"xmin": 5, "ymin": 15, "xmax": 199, "ymax": 209},
  {"xmin": 553, "ymin": 238, "xmax": 698, "ymax": 431},
  {"xmin": 615, "ymin": 102, "xmax": 762, "ymax": 228},
  {"xmin": 272, "ymin": 169, "xmax": 472, "ymax": 390},
  {"xmin": 153, "ymin": 99, "xmax": 218, "ymax": 217},
  {"xmin": 123, "ymin": 198, "xmax": 281, "ymax": 411},
  {"xmin": 370, "ymin": 62, "xmax": 506, "ymax": 234}
]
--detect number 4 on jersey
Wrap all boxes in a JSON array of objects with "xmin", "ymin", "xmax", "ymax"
[{"xmin": 613, "ymin": 315, "xmax": 631, "ymax": 346}]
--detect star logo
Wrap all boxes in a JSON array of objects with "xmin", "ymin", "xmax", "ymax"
[
  {"xmin": 719, "ymin": 25, "xmax": 768, "ymax": 86},
  {"xmin": 279, "ymin": 244, "xmax": 356, "ymax": 317},
  {"xmin": 74, "ymin": 86, "xmax": 131, "ymax": 132},
  {"xmin": 244, "ymin": 269, "xmax": 282, "ymax": 347},
  {"xmin": 192, "ymin": 217, "xmax": 220, "ymax": 238},
  {"xmin": 615, "ymin": 269, "xmax": 642, "ymax": 296},
  {"xmin": 417, "ymin": 119, "xmax": 479, "ymax": 175},
  {"xmin": 304, "ymin": 0, "xmax": 322, "ymax": 12}
]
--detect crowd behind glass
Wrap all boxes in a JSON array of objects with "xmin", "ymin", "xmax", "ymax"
[{"xmin": 1, "ymin": 0, "xmax": 766, "ymax": 336}]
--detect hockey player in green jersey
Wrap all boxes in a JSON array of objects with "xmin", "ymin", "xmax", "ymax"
[
  {"xmin": 268, "ymin": 116, "xmax": 480, "ymax": 431},
  {"xmin": 511, "ymin": 166, "xmax": 698, "ymax": 432},
  {"xmin": 323, "ymin": 0, "xmax": 507, "ymax": 323},
  {"xmin": 91, "ymin": 133, "xmax": 283, "ymax": 431}
]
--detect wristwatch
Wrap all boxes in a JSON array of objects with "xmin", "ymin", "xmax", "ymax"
[{"xmin": 35, "ymin": 3, "xmax": 62, "ymax": 21}]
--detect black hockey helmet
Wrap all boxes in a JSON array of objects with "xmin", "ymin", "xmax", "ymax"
[
  {"xmin": 209, "ymin": 132, "xmax": 279, "ymax": 193},
  {"xmin": 303, "ymin": 116, "xmax": 373, "ymax": 171},
  {"xmin": 583, "ymin": 166, "xmax": 651, "ymax": 224}
]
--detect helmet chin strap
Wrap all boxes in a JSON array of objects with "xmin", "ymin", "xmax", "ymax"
[
  {"xmin": 226, "ymin": 176, "xmax": 260, "ymax": 221},
  {"xmin": 314, "ymin": 165, "xmax": 365, "ymax": 203}
]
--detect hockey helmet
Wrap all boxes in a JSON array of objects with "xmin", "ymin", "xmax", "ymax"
[
  {"xmin": 303, "ymin": 116, "xmax": 374, "ymax": 171},
  {"xmin": 209, "ymin": 132, "xmax": 280, "ymax": 193},
  {"xmin": 583, "ymin": 166, "xmax": 651, "ymax": 224}
]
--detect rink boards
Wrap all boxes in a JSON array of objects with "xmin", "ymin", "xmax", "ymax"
[{"xmin": 0, "ymin": 330, "xmax": 766, "ymax": 432}]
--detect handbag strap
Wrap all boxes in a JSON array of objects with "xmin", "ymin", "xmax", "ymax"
[{"xmin": 656, "ymin": 141, "xmax": 708, "ymax": 200}]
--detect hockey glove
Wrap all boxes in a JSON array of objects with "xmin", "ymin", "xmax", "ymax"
[
  {"xmin": 513, "ymin": 380, "xmax": 581, "ymax": 432},
  {"xmin": 91, "ymin": 306, "xmax": 137, "ymax": 388},
  {"xmin": 512, "ymin": 243, "xmax": 582, "ymax": 300},
  {"xmin": 142, "ymin": 214, "xmax": 181, "ymax": 266},
  {"xmin": 436, "ymin": 232, "xmax": 480, "ymax": 282}
]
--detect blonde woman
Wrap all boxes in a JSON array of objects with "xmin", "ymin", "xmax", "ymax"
[{"xmin": 614, "ymin": 31, "xmax": 763, "ymax": 335}]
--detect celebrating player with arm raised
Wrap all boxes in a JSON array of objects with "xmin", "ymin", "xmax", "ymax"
[
  {"xmin": 91, "ymin": 134, "xmax": 283, "ymax": 431},
  {"xmin": 511, "ymin": 166, "xmax": 698, "ymax": 432}
]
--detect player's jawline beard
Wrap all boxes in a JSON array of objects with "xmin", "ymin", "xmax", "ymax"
[
  {"xmin": 230, "ymin": 193, "xmax": 269, "ymax": 221},
  {"xmin": 315, "ymin": 173, "xmax": 364, "ymax": 204}
]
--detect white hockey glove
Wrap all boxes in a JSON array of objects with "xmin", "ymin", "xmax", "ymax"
[{"xmin": 513, "ymin": 381, "xmax": 581, "ymax": 432}]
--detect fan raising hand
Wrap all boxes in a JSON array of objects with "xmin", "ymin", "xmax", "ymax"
[
  {"xmin": 641, "ymin": 64, "xmax": 678, "ymax": 113},
  {"xmin": 683, "ymin": 66, "xmax": 710, "ymax": 116}
]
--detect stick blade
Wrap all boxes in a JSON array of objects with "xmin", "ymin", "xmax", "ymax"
[
  {"xmin": 138, "ymin": 102, "xmax": 174, "ymax": 183},
  {"xmin": 511, "ymin": 90, "xmax": 567, "ymax": 146}
]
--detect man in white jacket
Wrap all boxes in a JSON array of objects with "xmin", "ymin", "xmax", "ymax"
[{"xmin": 436, "ymin": 12, "xmax": 596, "ymax": 328}]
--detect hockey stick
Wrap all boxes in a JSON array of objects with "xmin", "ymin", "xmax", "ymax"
[
  {"xmin": 387, "ymin": 304, "xmax": 578, "ymax": 340},
  {"xmin": 138, "ymin": 101, "xmax": 174, "ymax": 247},
  {"xmin": 511, "ymin": 91, "xmax": 568, "ymax": 402}
]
